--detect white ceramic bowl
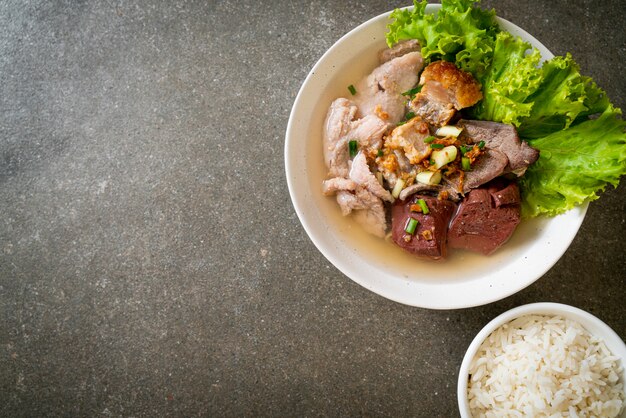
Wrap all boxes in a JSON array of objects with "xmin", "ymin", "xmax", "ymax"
[
  {"xmin": 284, "ymin": 5, "xmax": 587, "ymax": 309},
  {"xmin": 457, "ymin": 302, "xmax": 626, "ymax": 417}
]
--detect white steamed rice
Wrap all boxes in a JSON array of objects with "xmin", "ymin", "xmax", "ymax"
[{"xmin": 467, "ymin": 314, "xmax": 625, "ymax": 417}]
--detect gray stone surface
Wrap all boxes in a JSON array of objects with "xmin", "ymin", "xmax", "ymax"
[{"xmin": 0, "ymin": 0, "xmax": 624, "ymax": 416}]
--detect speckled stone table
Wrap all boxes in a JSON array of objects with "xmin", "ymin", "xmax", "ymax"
[{"xmin": 1, "ymin": 1, "xmax": 624, "ymax": 416}]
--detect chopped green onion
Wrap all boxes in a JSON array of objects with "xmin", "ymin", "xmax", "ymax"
[
  {"xmin": 478, "ymin": 140, "xmax": 486, "ymax": 149},
  {"xmin": 417, "ymin": 199, "xmax": 429, "ymax": 215},
  {"xmin": 391, "ymin": 178, "xmax": 405, "ymax": 199},
  {"xmin": 436, "ymin": 125, "xmax": 463, "ymax": 137},
  {"xmin": 348, "ymin": 84, "xmax": 357, "ymax": 95},
  {"xmin": 397, "ymin": 121, "xmax": 407, "ymax": 126},
  {"xmin": 416, "ymin": 170, "xmax": 442, "ymax": 185},
  {"xmin": 349, "ymin": 140, "xmax": 358, "ymax": 158},
  {"xmin": 462, "ymin": 157, "xmax": 471, "ymax": 171},
  {"xmin": 431, "ymin": 145, "xmax": 458, "ymax": 169},
  {"xmin": 405, "ymin": 217, "xmax": 419, "ymax": 235},
  {"xmin": 377, "ymin": 149, "xmax": 384, "ymax": 157},
  {"xmin": 423, "ymin": 136, "xmax": 435, "ymax": 144},
  {"xmin": 460, "ymin": 145, "xmax": 469, "ymax": 155},
  {"xmin": 401, "ymin": 86, "xmax": 422, "ymax": 97},
  {"xmin": 430, "ymin": 143, "xmax": 445, "ymax": 149},
  {"xmin": 404, "ymin": 111, "xmax": 415, "ymax": 120}
]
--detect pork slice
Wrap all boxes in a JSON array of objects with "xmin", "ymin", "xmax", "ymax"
[
  {"xmin": 324, "ymin": 99, "xmax": 355, "ymax": 166},
  {"xmin": 323, "ymin": 98, "xmax": 387, "ymax": 177},
  {"xmin": 333, "ymin": 186, "xmax": 377, "ymax": 212},
  {"xmin": 409, "ymin": 88, "xmax": 456, "ymax": 127},
  {"xmin": 379, "ymin": 39, "xmax": 421, "ymax": 63},
  {"xmin": 448, "ymin": 180, "xmax": 521, "ymax": 255},
  {"xmin": 371, "ymin": 51, "xmax": 423, "ymax": 97},
  {"xmin": 324, "ymin": 98, "xmax": 356, "ymax": 177},
  {"xmin": 418, "ymin": 61, "xmax": 483, "ymax": 109},
  {"xmin": 353, "ymin": 51, "xmax": 423, "ymax": 126},
  {"xmin": 398, "ymin": 183, "xmax": 441, "ymax": 201},
  {"xmin": 333, "ymin": 187, "xmax": 387, "ymax": 237},
  {"xmin": 458, "ymin": 120, "xmax": 540, "ymax": 175},
  {"xmin": 352, "ymin": 188, "xmax": 387, "ymax": 238},
  {"xmin": 323, "ymin": 152, "xmax": 390, "ymax": 237},
  {"xmin": 391, "ymin": 195, "xmax": 457, "ymax": 260},
  {"xmin": 393, "ymin": 149, "xmax": 412, "ymax": 173},
  {"xmin": 385, "ymin": 118, "xmax": 432, "ymax": 164},
  {"xmin": 335, "ymin": 191, "xmax": 360, "ymax": 216},
  {"xmin": 444, "ymin": 149, "xmax": 509, "ymax": 195},
  {"xmin": 349, "ymin": 114, "xmax": 388, "ymax": 151},
  {"xmin": 322, "ymin": 177, "xmax": 357, "ymax": 195},
  {"xmin": 409, "ymin": 61, "xmax": 483, "ymax": 126},
  {"xmin": 462, "ymin": 150, "xmax": 510, "ymax": 191},
  {"xmin": 349, "ymin": 152, "xmax": 393, "ymax": 202}
]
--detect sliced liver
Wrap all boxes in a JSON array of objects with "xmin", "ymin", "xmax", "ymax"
[
  {"xmin": 448, "ymin": 180, "xmax": 521, "ymax": 255},
  {"xmin": 391, "ymin": 195, "xmax": 457, "ymax": 260}
]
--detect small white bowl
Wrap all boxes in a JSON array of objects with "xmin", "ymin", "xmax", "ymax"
[
  {"xmin": 457, "ymin": 302, "xmax": 626, "ymax": 417},
  {"xmin": 285, "ymin": 5, "xmax": 588, "ymax": 309}
]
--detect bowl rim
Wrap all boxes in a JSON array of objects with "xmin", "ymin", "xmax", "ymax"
[
  {"xmin": 284, "ymin": 5, "xmax": 588, "ymax": 309},
  {"xmin": 457, "ymin": 302, "xmax": 626, "ymax": 417}
]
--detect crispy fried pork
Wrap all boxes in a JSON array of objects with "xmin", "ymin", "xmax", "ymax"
[{"xmin": 409, "ymin": 61, "xmax": 483, "ymax": 126}]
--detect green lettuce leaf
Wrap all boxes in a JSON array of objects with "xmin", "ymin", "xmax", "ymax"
[
  {"xmin": 472, "ymin": 45, "xmax": 612, "ymax": 140},
  {"xmin": 469, "ymin": 31, "xmax": 542, "ymax": 125},
  {"xmin": 520, "ymin": 106, "xmax": 626, "ymax": 217},
  {"xmin": 517, "ymin": 54, "xmax": 611, "ymax": 139},
  {"xmin": 386, "ymin": 0, "xmax": 498, "ymax": 77},
  {"xmin": 386, "ymin": 0, "xmax": 626, "ymax": 218}
]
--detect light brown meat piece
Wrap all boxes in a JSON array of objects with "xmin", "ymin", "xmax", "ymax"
[
  {"xmin": 442, "ymin": 149, "xmax": 509, "ymax": 195},
  {"xmin": 420, "ymin": 61, "xmax": 483, "ymax": 109},
  {"xmin": 349, "ymin": 152, "xmax": 393, "ymax": 203},
  {"xmin": 379, "ymin": 39, "xmax": 421, "ymax": 63},
  {"xmin": 384, "ymin": 117, "xmax": 433, "ymax": 164},
  {"xmin": 375, "ymin": 117, "xmax": 434, "ymax": 190},
  {"xmin": 322, "ymin": 177, "xmax": 357, "ymax": 196},
  {"xmin": 322, "ymin": 152, "xmax": 391, "ymax": 238},
  {"xmin": 323, "ymin": 98, "xmax": 387, "ymax": 177},
  {"xmin": 409, "ymin": 61, "xmax": 483, "ymax": 126},
  {"xmin": 351, "ymin": 190, "xmax": 388, "ymax": 238},
  {"xmin": 333, "ymin": 187, "xmax": 388, "ymax": 238},
  {"xmin": 353, "ymin": 51, "xmax": 423, "ymax": 126},
  {"xmin": 457, "ymin": 119, "xmax": 540, "ymax": 176}
]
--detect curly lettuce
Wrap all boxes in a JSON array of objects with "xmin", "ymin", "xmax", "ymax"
[
  {"xmin": 520, "ymin": 106, "xmax": 626, "ymax": 217},
  {"xmin": 516, "ymin": 54, "xmax": 611, "ymax": 139},
  {"xmin": 469, "ymin": 31, "xmax": 542, "ymax": 126},
  {"xmin": 386, "ymin": 0, "xmax": 498, "ymax": 77},
  {"xmin": 386, "ymin": 0, "xmax": 626, "ymax": 218}
]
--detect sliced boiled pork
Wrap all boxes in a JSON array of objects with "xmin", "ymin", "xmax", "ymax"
[
  {"xmin": 322, "ymin": 50, "xmax": 426, "ymax": 238},
  {"xmin": 440, "ymin": 120, "xmax": 540, "ymax": 196},
  {"xmin": 443, "ymin": 149, "xmax": 509, "ymax": 195},
  {"xmin": 323, "ymin": 152, "xmax": 392, "ymax": 238},
  {"xmin": 379, "ymin": 39, "xmax": 421, "ymax": 63},
  {"xmin": 458, "ymin": 120, "xmax": 540, "ymax": 176},
  {"xmin": 323, "ymin": 98, "xmax": 387, "ymax": 178},
  {"xmin": 352, "ymin": 51, "xmax": 423, "ymax": 126}
]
